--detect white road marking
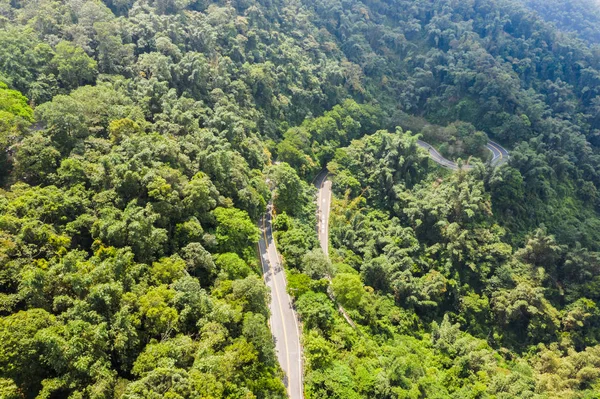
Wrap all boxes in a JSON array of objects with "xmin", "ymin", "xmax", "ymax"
[{"xmin": 260, "ymin": 212, "xmax": 303, "ymax": 399}]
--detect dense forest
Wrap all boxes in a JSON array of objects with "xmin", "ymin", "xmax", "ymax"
[
  {"xmin": 520, "ymin": 0, "xmax": 600, "ymax": 44},
  {"xmin": 1, "ymin": 0, "xmax": 600, "ymax": 397}
]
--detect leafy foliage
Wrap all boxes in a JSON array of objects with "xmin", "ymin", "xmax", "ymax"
[{"xmin": 1, "ymin": 0, "xmax": 600, "ymax": 397}]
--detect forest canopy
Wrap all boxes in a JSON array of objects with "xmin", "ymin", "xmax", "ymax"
[{"xmin": 1, "ymin": 0, "xmax": 600, "ymax": 398}]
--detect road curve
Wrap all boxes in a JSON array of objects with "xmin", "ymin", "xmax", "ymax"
[
  {"xmin": 258, "ymin": 204, "xmax": 303, "ymax": 399},
  {"xmin": 416, "ymin": 139, "xmax": 509, "ymax": 170},
  {"xmin": 314, "ymin": 170, "xmax": 356, "ymax": 328},
  {"xmin": 487, "ymin": 140, "xmax": 509, "ymax": 165}
]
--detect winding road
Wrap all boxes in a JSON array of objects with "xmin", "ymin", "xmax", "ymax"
[
  {"xmin": 315, "ymin": 170, "xmax": 356, "ymax": 328},
  {"xmin": 257, "ymin": 138, "xmax": 508, "ymax": 397},
  {"xmin": 416, "ymin": 139, "xmax": 509, "ymax": 170},
  {"xmin": 313, "ymin": 138, "xmax": 509, "ymax": 327},
  {"xmin": 258, "ymin": 204, "xmax": 303, "ymax": 399}
]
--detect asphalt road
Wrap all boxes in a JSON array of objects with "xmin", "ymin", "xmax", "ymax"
[
  {"xmin": 258, "ymin": 205, "xmax": 303, "ymax": 399},
  {"xmin": 315, "ymin": 169, "xmax": 332, "ymax": 257},
  {"xmin": 486, "ymin": 140, "xmax": 510, "ymax": 165},
  {"xmin": 312, "ymin": 138, "xmax": 509, "ymax": 329},
  {"xmin": 257, "ymin": 138, "xmax": 509, "ymax": 397},
  {"xmin": 314, "ymin": 170, "xmax": 356, "ymax": 328},
  {"xmin": 416, "ymin": 139, "xmax": 509, "ymax": 170}
]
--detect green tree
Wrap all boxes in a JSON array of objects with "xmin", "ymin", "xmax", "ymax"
[
  {"xmin": 296, "ymin": 292, "xmax": 335, "ymax": 332},
  {"xmin": 0, "ymin": 309, "xmax": 56, "ymax": 396},
  {"xmin": 301, "ymin": 248, "xmax": 332, "ymax": 279},
  {"xmin": 180, "ymin": 242, "xmax": 216, "ymax": 283},
  {"xmin": 0, "ymin": 81, "xmax": 33, "ymax": 180},
  {"xmin": 215, "ymin": 252, "xmax": 253, "ymax": 279},
  {"xmin": 12, "ymin": 132, "xmax": 61, "ymax": 185},
  {"xmin": 242, "ymin": 312, "xmax": 276, "ymax": 365},
  {"xmin": 0, "ymin": 378, "xmax": 21, "ymax": 399},
  {"xmin": 131, "ymin": 335, "xmax": 196, "ymax": 376},
  {"xmin": 332, "ymin": 273, "xmax": 364, "ymax": 309},
  {"xmin": 50, "ymin": 41, "xmax": 97, "ymax": 90},
  {"xmin": 269, "ymin": 162, "xmax": 307, "ymax": 216},
  {"xmin": 138, "ymin": 285, "xmax": 179, "ymax": 338},
  {"xmin": 213, "ymin": 207, "xmax": 259, "ymax": 255},
  {"xmin": 231, "ymin": 275, "xmax": 270, "ymax": 317}
]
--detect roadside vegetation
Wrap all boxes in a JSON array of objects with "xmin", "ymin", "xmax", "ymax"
[{"xmin": 1, "ymin": 0, "xmax": 600, "ymax": 397}]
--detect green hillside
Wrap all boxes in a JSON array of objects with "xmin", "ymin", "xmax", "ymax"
[{"xmin": 1, "ymin": 0, "xmax": 600, "ymax": 397}]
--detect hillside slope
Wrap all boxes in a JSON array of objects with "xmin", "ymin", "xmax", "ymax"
[{"xmin": 0, "ymin": 0, "xmax": 600, "ymax": 397}]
